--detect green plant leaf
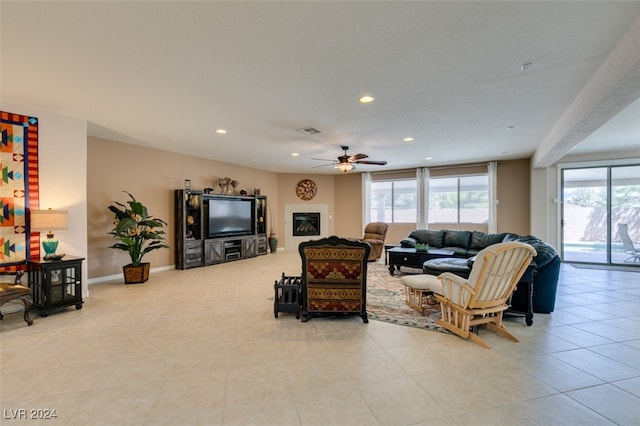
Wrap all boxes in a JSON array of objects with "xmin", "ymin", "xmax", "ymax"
[{"xmin": 107, "ymin": 192, "xmax": 168, "ymax": 266}]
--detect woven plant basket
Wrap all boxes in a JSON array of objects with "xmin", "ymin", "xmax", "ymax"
[{"xmin": 123, "ymin": 263, "xmax": 150, "ymax": 284}]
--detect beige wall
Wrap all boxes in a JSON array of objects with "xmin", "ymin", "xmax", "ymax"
[
  {"xmin": 3, "ymin": 103, "xmax": 617, "ymax": 282},
  {"xmin": 1, "ymin": 101, "xmax": 89, "ymax": 294},
  {"xmin": 496, "ymin": 159, "xmax": 531, "ymax": 235},
  {"xmin": 87, "ymin": 137, "xmax": 279, "ymax": 279},
  {"xmin": 276, "ymin": 173, "xmax": 337, "ymax": 239},
  {"xmin": 88, "ymin": 136, "xmax": 533, "ymax": 279},
  {"xmin": 334, "ymin": 173, "xmax": 363, "ymax": 238},
  {"xmin": 337, "ymin": 161, "xmax": 532, "ymax": 246}
]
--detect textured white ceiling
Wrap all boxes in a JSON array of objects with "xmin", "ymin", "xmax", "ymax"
[
  {"xmin": 570, "ymin": 96, "xmax": 640, "ymax": 156},
  {"xmin": 1, "ymin": 1, "xmax": 639, "ymax": 173}
]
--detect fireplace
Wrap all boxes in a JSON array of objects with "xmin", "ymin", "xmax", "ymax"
[{"xmin": 293, "ymin": 212, "xmax": 320, "ymax": 237}]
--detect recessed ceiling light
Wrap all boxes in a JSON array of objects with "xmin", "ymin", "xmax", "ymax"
[
  {"xmin": 215, "ymin": 129, "xmax": 227, "ymax": 134},
  {"xmin": 425, "ymin": 157, "xmax": 433, "ymax": 161},
  {"xmin": 359, "ymin": 95, "xmax": 374, "ymax": 103},
  {"xmin": 521, "ymin": 62, "xmax": 533, "ymax": 72},
  {"xmin": 403, "ymin": 137, "xmax": 414, "ymax": 143},
  {"xmin": 291, "ymin": 152, "xmax": 299, "ymax": 157},
  {"xmin": 507, "ymin": 125, "xmax": 514, "ymax": 130}
]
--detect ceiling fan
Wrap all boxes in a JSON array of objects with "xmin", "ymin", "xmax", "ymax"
[{"xmin": 312, "ymin": 146, "xmax": 388, "ymax": 172}]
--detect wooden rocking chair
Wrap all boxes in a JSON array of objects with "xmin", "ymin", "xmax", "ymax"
[{"xmin": 435, "ymin": 241, "xmax": 536, "ymax": 349}]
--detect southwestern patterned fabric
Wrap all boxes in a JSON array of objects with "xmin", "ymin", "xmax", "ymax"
[
  {"xmin": 299, "ymin": 236, "xmax": 370, "ymax": 323},
  {"xmin": 0, "ymin": 111, "xmax": 40, "ymax": 266}
]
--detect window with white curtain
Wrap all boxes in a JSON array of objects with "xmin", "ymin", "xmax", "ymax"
[
  {"xmin": 369, "ymin": 179, "xmax": 417, "ymax": 223},
  {"xmin": 364, "ymin": 168, "xmax": 491, "ymax": 226},
  {"xmin": 428, "ymin": 174, "xmax": 489, "ymax": 224}
]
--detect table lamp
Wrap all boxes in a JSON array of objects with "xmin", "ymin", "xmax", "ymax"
[{"xmin": 30, "ymin": 209, "xmax": 68, "ymax": 260}]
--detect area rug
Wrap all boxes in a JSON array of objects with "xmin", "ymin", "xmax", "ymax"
[{"xmin": 366, "ymin": 262, "xmax": 446, "ymax": 333}]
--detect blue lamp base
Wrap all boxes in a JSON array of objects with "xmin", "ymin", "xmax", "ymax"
[{"xmin": 42, "ymin": 234, "xmax": 65, "ymax": 260}]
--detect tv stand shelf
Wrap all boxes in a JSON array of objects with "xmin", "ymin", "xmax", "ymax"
[
  {"xmin": 224, "ymin": 240, "xmax": 242, "ymax": 261},
  {"xmin": 175, "ymin": 190, "xmax": 267, "ymax": 270}
]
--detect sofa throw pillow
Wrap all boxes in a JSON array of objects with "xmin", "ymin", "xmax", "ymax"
[
  {"xmin": 470, "ymin": 231, "xmax": 508, "ymax": 250},
  {"xmin": 408, "ymin": 229, "xmax": 445, "ymax": 247},
  {"xmin": 443, "ymin": 230, "xmax": 472, "ymax": 249},
  {"xmin": 400, "ymin": 238, "xmax": 416, "ymax": 248}
]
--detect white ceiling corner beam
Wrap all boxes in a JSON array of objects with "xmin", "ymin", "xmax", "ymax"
[{"xmin": 533, "ymin": 15, "xmax": 640, "ymax": 168}]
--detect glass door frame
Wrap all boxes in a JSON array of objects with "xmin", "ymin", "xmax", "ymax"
[{"xmin": 559, "ymin": 159, "xmax": 640, "ymax": 267}]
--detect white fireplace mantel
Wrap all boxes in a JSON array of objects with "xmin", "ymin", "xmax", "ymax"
[{"xmin": 284, "ymin": 204, "xmax": 329, "ymax": 251}]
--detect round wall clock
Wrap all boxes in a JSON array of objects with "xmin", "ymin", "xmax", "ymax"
[{"xmin": 296, "ymin": 179, "xmax": 317, "ymax": 201}]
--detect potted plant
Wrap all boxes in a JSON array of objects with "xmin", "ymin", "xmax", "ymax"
[{"xmin": 108, "ymin": 192, "xmax": 169, "ymax": 284}]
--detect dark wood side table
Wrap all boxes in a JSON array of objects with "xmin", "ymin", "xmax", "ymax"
[
  {"xmin": 387, "ymin": 247, "xmax": 455, "ymax": 275},
  {"xmin": 27, "ymin": 256, "xmax": 85, "ymax": 317},
  {"xmin": 505, "ymin": 262, "xmax": 536, "ymax": 326}
]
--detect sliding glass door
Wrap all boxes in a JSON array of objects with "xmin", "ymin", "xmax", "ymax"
[
  {"xmin": 561, "ymin": 164, "xmax": 640, "ymax": 266},
  {"xmin": 612, "ymin": 165, "xmax": 640, "ymax": 264},
  {"xmin": 561, "ymin": 168, "xmax": 608, "ymax": 263}
]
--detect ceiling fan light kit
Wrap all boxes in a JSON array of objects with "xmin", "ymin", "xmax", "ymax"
[{"xmin": 337, "ymin": 163, "xmax": 354, "ymax": 172}]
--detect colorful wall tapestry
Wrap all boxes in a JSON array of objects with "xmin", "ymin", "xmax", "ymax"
[{"xmin": 0, "ymin": 111, "xmax": 40, "ymax": 265}]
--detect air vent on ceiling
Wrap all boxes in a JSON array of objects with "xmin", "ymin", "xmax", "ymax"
[
  {"xmin": 298, "ymin": 127, "xmax": 321, "ymax": 135},
  {"xmin": 521, "ymin": 62, "xmax": 533, "ymax": 72}
]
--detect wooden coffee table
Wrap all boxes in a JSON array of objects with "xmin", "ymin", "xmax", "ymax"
[{"xmin": 387, "ymin": 247, "xmax": 455, "ymax": 275}]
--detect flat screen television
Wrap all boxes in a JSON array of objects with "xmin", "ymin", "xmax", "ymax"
[{"xmin": 207, "ymin": 197, "xmax": 254, "ymax": 238}]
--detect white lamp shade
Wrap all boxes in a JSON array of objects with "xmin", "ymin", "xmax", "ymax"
[{"xmin": 31, "ymin": 209, "xmax": 68, "ymax": 232}]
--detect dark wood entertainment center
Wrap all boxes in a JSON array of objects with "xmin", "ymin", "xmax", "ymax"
[{"xmin": 175, "ymin": 189, "xmax": 268, "ymax": 270}]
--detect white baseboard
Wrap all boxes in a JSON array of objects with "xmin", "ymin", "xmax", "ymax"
[{"xmin": 87, "ymin": 264, "xmax": 175, "ymax": 285}]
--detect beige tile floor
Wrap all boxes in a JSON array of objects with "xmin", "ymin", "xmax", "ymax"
[{"xmin": 1, "ymin": 251, "xmax": 639, "ymax": 425}]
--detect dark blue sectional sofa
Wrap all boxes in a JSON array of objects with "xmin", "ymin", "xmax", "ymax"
[{"xmin": 401, "ymin": 229, "xmax": 561, "ymax": 313}]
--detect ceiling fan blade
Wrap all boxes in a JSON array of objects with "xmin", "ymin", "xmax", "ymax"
[
  {"xmin": 354, "ymin": 160, "xmax": 387, "ymax": 166},
  {"xmin": 313, "ymin": 147, "xmax": 385, "ymax": 171},
  {"xmin": 312, "ymin": 163, "xmax": 335, "ymax": 168},
  {"xmin": 349, "ymin": 153, "xmax": 368, "ymax": 161}
]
